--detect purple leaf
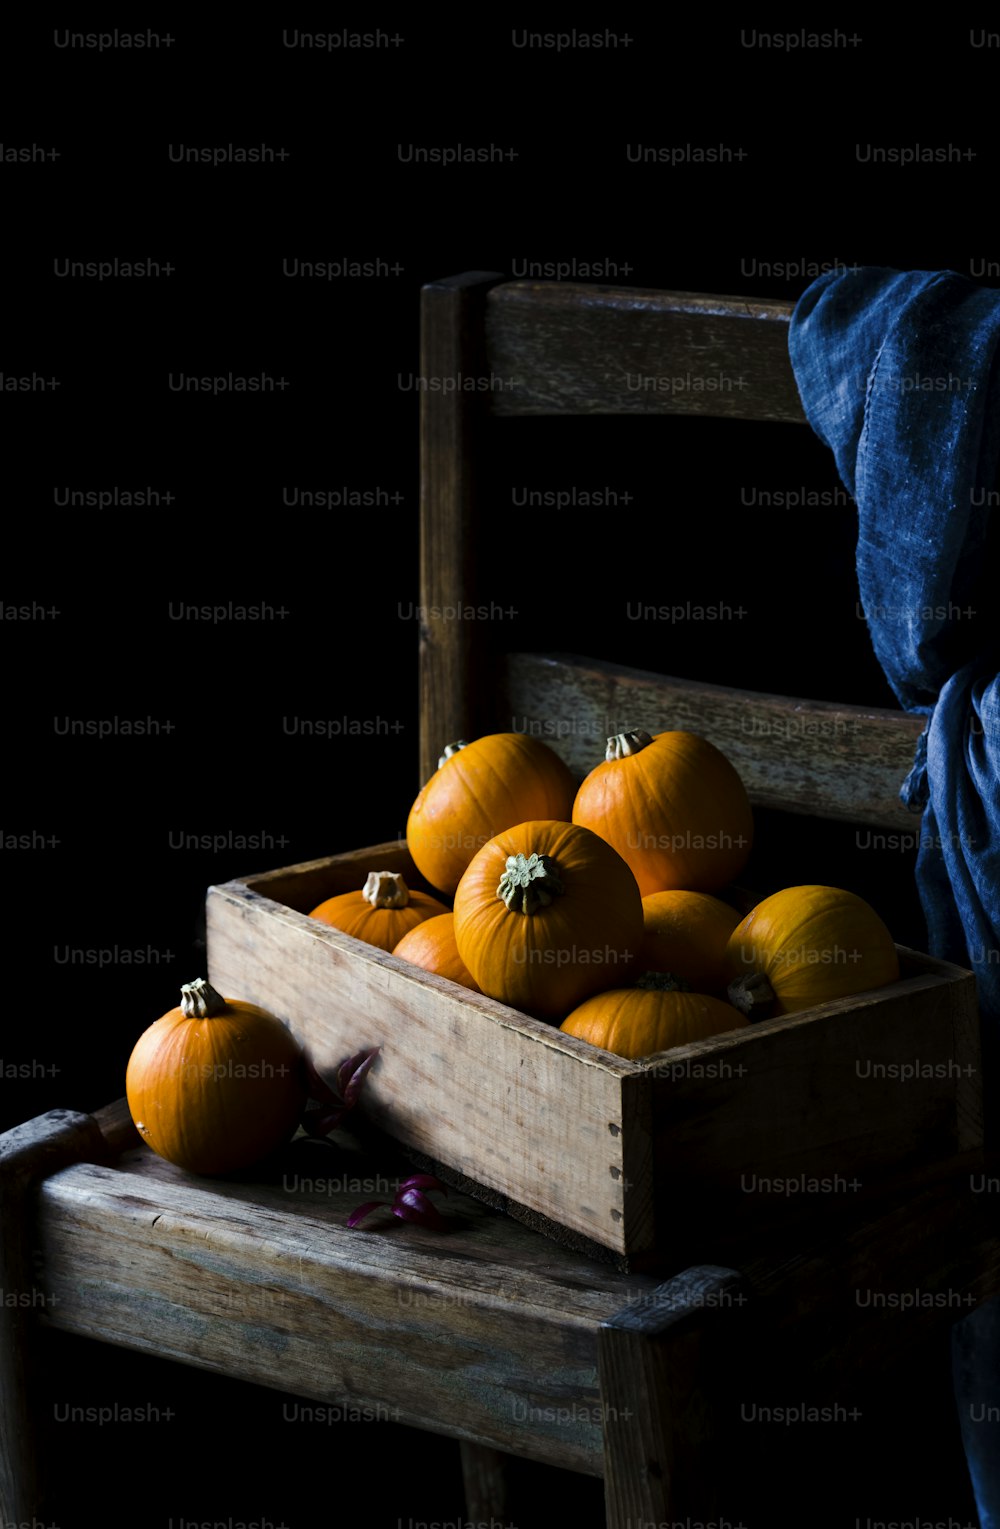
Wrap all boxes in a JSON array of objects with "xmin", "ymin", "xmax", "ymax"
[
  {"xmin": 302, "ymin": 1046, "xmax": 380, "ymax": 1136},
  {"xmin": 346, "ymin": 1151, "xmax": 450, "ymax": 1233},
  {"xmin": 346, "ymin": 1200, "xmax": 389, "ymax": 1229},
  {"xmin": 392, "ymin": 1190, "xmax": 448, "ymax": 1232},
  {"xmin": 337, "ymin": 1047, "xmax": 380, "ymax": 1105},
  {"xmin": 304, "ymin": 1054, "xmax": 342, "ymax": 1107},
  {"xmin": 398, "ymin": 1174, "xmax": 449, "ymax": 1197}
]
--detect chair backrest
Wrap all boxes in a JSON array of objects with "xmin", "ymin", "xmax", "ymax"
[{"xmin": 418, "ymin": 274, "xmax": 921, "ymax": 831}]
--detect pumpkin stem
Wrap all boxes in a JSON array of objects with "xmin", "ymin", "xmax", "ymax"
[
  {"xmin": 727, "ymin": 971, "xmax": 776, "ymax": 1018},
  {"xmin": 497, "ymin": 852, "xmax": 565, "ymax": 914},
  {"xmin": 606, "ymin": 729, "xmax": 653, "ymax": 762},
  {"xmin": 634, "ymin": 970, "xmax": 691, "ymax": 992},
  {"xmin": 180, "ymin": 978, "xmax": 227, "ymax": 1019},
  {"xmin": 362, "ymin": 870, "xmax": 411, "ymax": 909},
  {"xmin": 438, "ymin": 739, "xmax": 470, "ymax": 770}
]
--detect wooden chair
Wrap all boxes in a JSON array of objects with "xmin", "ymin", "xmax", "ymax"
[
  {"xmin": 418, "ymin": 273, "xmax": 923, "ymax": 814},
  {"xmin": 4, "ymin": 276, "xmax": 999, "ymax": 1526}
]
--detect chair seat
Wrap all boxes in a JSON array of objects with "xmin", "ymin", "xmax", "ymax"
[
  {"xmin": 7, "ymin": 1097, "xmax": 1000, "ymax": 1524},
  {"xmin": 34, "ymin": 1102, "xmax": 664, "ymax": 1476}
]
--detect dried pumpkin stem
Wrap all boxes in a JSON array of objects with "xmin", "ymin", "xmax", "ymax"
[
  {"xmin": 438, "ymin": 739, "xmax": 470, "ymax": 770},
  {"xmin": 497, "ymin": 852, "xmax": 565, "ymax": 914},
  {"xmin": 180, "ymin": 978, "xmax": 227, "ymax": 1020},
  {"xmin": 606, "ymin": 729, "xmax": 653, "ymax": 762},
  {"xmin": 727, "ymin": 971, "xmax": 776, "ymax": 1018},
  {"xmin": 362, "ymin": 871, "xmax": 410, "ymax": 909}
]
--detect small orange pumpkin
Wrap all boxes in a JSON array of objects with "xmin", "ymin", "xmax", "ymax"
[
  {"xmin": 453, "ymin": 819, "xmax": 643, "ymax": 1018},
  {"xmin": 561, "ymin": 983, "xmax": 747, "ymax": 1060},
  {"xmin": 572, "ymin": 729, "xmax": 753, "ymax": 897},
  {"xmin": 392, "ymin": 913, "xmax": 481, "ymax": 991},
  {"xmin": 724, "ymin": 885, "xmax": 900, "ymax": 1016},
  {"xmin": 125, "ymin": 978, "xmax": 307, "ymax": 1175},
  {"xmin": 310, "ymin": 871, "xmax": 448, "ymax": 952},
  {"xmin": 407, "ymin": 734, "xmax": 577, "ymax": 896},
  {"xmin": 639, "ymin": 890, "xmax": 742, "ymax": 991}
]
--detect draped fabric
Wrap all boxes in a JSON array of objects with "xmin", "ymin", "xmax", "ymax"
[{"xmin": 789, "ymin": 266, "xmax": 1000, "ymax": 1524}]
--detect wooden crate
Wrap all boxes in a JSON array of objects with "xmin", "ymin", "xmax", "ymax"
[{"xmin": 207, "ymin": 838, "xmax": 982, "ymax": 1270}]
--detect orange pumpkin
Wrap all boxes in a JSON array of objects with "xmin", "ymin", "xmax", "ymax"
[
  {"xmin": 125, "ymin": 978, "xmax": 306, "ymax": 1175},
  {"xmin": 453, "ymin": 819, "xmax": 643, "ymax": 1018},
  {"xmin": 572, "ymin": 729, "xmax": 753, "ymax": 897},
  {"xmin": 407, "ymin": 734, "xmax": 577, "ymax": 895},
  {"xmin": 640, "ymin": 890, "xmax": 742, "ymax": 991},
  {"xmin": 725, "ymin": 884, "xmax": 900, "ymax": 1016},
  {"xmin": 392, "ymin": 913, "xmax": 481, "ymax": 991},
  {"xmin": 561, "ymin": 984, "xmax": 747, "ymax": 1060},
  {"xmin": 310, "ymin": 871, "xmax": 447, "ymax": 952}
]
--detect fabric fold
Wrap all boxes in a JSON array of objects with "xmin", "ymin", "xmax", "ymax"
[
  {"xmin": 789, "ymin": 265, "xmax": 1000, "ymax": 1525},
  {"xmin": 790, "ymin": 267, "xmax": 1000, "ymax": 1015}
]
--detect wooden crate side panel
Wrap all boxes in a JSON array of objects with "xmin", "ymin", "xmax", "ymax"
[
  {"xmin": 650, "ymin": 969, "xmax": 982, "ymax": 1235},
  {"xmin": 500, "ymin": 651, "xmax": 925, "ymax": 831},
  {"xmin": 37, "ymin": 1162, "xmax": 606, "ymax": 1475},
  {"xmin": 207, "ymin": 885, "xmax": 642, "ymax": 1255}
]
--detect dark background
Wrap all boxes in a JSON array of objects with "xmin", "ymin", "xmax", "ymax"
[{"xmin": 3, "ymin": 17, "xmax": 995, "ymax": 1527}]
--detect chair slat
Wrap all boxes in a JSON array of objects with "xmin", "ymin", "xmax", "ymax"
[
  {"xmin": 501, "ymin": 652, "xmax": 924, "ymax": 831},
  {"xmin": 484, "ymin": 283, "xmax": 806, "ymax": 421}
]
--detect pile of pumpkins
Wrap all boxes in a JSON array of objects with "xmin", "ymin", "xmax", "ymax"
[
  {"xmin": 124, "ymin": 727, "xmax": 903, "ymax": 1181},
  {"xmin": 309, "ymin": 730, "xmax": 901, "ymax": 1061}
]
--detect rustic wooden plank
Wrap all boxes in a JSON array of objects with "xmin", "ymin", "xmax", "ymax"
[
  {"xmin": 500, "ymin": 650, "xmax": 926, "ymax": 830},
  {"xmin": 599, "ymin": 1266, "xmax": 746, "ymax": 1525},
  {"xmin": 207, "ymin": 875, "xmax": 648, "ymax": 1258},
  {"xmin": 106, "ymin": 1129, "xmax": 657, "ymax": 1299},
  {"xmin": 0, "ymin": 1110, "xmax": 110, "ymax": 1522},
  {"xmin": 646, "ymin": 953, "xmax": 982, "ymax": 1255},
  {"xmin": 36, "ymin": 1150, "xmax": 658, "ymax": 1475},
  {"xmin": 419, "ymin": 273, "xmax": 505, "ymax": 785},
  {"xmin": 485, "ymin": 283, "xmax": 805, "ymax": 421}
]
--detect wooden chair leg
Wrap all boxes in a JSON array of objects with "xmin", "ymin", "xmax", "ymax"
[
  {"xmin": 0, "ymin": 1109, "xmax": 109, "ymax": 1521},
  {"xmin": 459, "ymin": 1440, "xmax": 512, "ymax": 1521},
  {"xmin": 599, "ymin": 1265, "xmax": 745, "ymax": 1528}
]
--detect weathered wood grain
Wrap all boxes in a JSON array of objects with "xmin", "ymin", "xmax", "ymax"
[
  {"xmin": 419, "ymin": 272, "xmax": 505, "ymax": 785},
  {"xmin": 208, "ymin": 860, "xmax": 650, "ymax": 1258},
  {"xmin": 36, "ymin": 1142, "xmax": 661, "ymax": 1476},
  {"xmin": 500, "ymin": 650, "xmax": 926, "ymax": 830},
  {"xmin": 0, "ymin": 1110, "xmax": 110, "ymax": 1522},
  {"xmin": 485, "ymin": 283, "xmax": 805, "ymax": 421},
  {"xmin": 599, "ymin": 1267, "xmax": 746, "ymax": 1525}
]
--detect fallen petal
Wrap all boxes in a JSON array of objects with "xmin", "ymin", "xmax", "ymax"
[
  {"xmin": 338, "ymin": 1046, "xmax": 380, "ymax": 1105},
  {"xmin": 346, "ymin": 1200, "xmax": 389, "ymax": 1229},
  {"xmin": 393, "ymin": 1188, "xmax": 448, "ymax": 1232},
  {"xmin": 398, "ymin": 1174, "xmax": 449, "ymax": 1196}
]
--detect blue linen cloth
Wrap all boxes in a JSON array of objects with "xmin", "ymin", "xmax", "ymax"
[{"xmin": 789, "ymin": 267, "xmax": 1000, "ymax": 1523}]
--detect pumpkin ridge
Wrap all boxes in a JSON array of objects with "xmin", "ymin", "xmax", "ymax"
[{"xmin": 639, "ymin": 740, "xmax": 686, "ymax": 880}]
